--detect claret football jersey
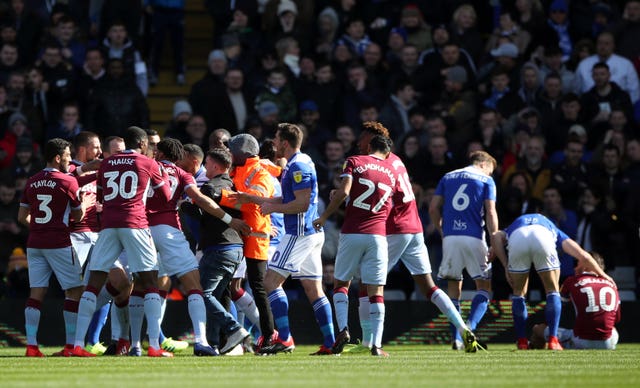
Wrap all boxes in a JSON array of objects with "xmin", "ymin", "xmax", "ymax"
[
  {"xmin": 340, "ymin": 154, "xmax": 397, "ymax": 235},
  {"xmin": 385, "ymin": 152, "xmax": 422, "ymax": 235},
  {"xmin": 97, "ymin": 150, "xmax": 167, "ymax": 229},
  {"xmin": 147, "ymin": 160, "xmax": 196, "ymax": 229}
]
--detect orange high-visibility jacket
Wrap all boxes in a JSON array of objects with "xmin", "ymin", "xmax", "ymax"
[{"xmin": 220, "ymin": 156, "xmax": 274, "ymax": 260}]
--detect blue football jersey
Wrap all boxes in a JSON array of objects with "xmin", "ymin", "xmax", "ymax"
[
  {"xmin": 281, "ymin": 152, "xmax": 319, "ymax": 235},
  {"xmin": 505, "ymin": 213, "xmax": 570, "ymax": 251},
  {"xmin": 435, "ymin": 165, "xmax": 496, "ymax": 239},
  {"xmin": 270, "ymin": 175, "xmax": 284, "ymax": 245}
]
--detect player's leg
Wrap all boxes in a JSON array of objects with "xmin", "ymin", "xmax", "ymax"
[
  {"xmin": 362, "ymin": 235, "xmax": 389, "ymax": 357},
  {"xmin": 510, "ymin": 272, "xmax": 530, "ymax": 349},
  {"xmin": 538, "ymin": 269, "xmax": 562, "ymax": 350},
  {"xmin": 446, "ymin": 279, "xmax": 463, "ymax": 348},
  {"xmin": 128, "ymin": 281, "xmax": 146, "ymax": 355},
  {"xmin": 24, "ymin": 248, "xmax": 51, "ymax": 357},
  {"xmin": 260, "ymin": 269, "xmax": 294, "ymax": 354},
  {"xmin": 106, "ymin": 266, "xmax": 132, "ymax": 355},
  {"xmin": 178, "ymin": 269, "xmax": 218, "ymax": 355},
  {"xmin": 469, "ymin": 279, "xmax": 492, "ymax": 331},
  {"xmin": 464, "ymin": 237, "xmax": 492, "ymax": 333},
  {"xmin": 331, "ymin": 234, "xmax": 361, "ymax": 354},
  {"xmin": 440, "ymin": 236, "xmax": 465, "ymax": 348}
]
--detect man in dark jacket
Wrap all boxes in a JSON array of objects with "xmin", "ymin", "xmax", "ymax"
[
  {"xmin": 189, "ymin": 147, "xmax": 250, "ymax": 352},
  {"xmin": 86, "ymin": 58, "xmax": 149, "ymax": 137}
]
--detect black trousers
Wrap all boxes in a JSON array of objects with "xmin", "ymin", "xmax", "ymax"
[{"xmin": 245, "ymin": 257, "xmax": 275, "ymax": 337}]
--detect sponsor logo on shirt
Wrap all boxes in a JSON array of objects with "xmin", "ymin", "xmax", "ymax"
[{"xmin": 453, "ymin": 219, "xmax": 467, "ymax": 230}]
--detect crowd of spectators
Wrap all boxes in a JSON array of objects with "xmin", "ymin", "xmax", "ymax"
[{"xmin": 0, "ymin": 0, "xmax": 639, "ymax": 299}]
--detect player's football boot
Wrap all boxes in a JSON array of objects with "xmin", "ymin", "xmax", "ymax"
[
  {"xmin": 259, "ymin": 334, "xmax": 295, "ymax": 354},
  {"xmin": 71, "ymin": 345, "xmax": 97, "ymax": 357},
  {"xmin": 220, "ymin": 327, "xmax": 250, "ymax": 354},
  {"xmin": 103, "ymin": 342, "xmax": 116, "ymax": 356},
  {"xmin": 148, "ymin": 346, "xmax": 174, "ymax": 357},
  {"xmin": 546, "ymin": 336, "xmax": 564, "ymax": 351},
  {"xmin": 25, "ymin": 345, "xmax": 44, "ymax": 357},
  {"xmin": 128, "ymin": 346, "xmax": 142, "ymax": 357},
  {"xmin": 370, "ymin": 346, "xmax": 389, "ymax": 357},
  {"xmin": 115, "ymin": 339, "xmax": 130, "ymax": 356},
  {"xmin": 463, "ymin": 329, "xmax": 480, "ymax": 353},
  {"xmin": 160, "ymin": 337, "xmax": 189, "ymax": 352},
  {"xmin": 194, "ymin": 343, "xmax": 220, "ymax": 356},
  {"xmin": 331, "ymin": 327, "xmax": 351, "ymax": 354},
  {"xmin": 85, "ymin": 342, "xmax": 107, "ymax": 355},
  {"xmin": 517, "ymin": 338, "xmax": 529, "ymax": 350},
  {"xmin": 343, "ymin": 343, "xmax": 370, "ymax": 353},
  {"xmin": 51, "ymin": 344, "xmax": 74, "ymax": 357},
  {"xmin": 309, "ymin": 345, "xmax": 335, "ymax": 355},
  {"xmin": 254, "ymin": 330, "xmax": 279, "ymax": 355}
]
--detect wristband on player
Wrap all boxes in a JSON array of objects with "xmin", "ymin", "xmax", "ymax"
[{"xmin": 221, "ymin": 213, "xmax": 232, "ymax": 224}]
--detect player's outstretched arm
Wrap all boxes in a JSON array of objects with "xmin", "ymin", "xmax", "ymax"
[
  {"xmin": 561, "ymin": 238, "xmax": 613, "ymax": 281},
  {"xmin": 186, "ymin": 185, "xmax": 251, "ymax": 235},
  {"xmin": 313, "ymin": 176, "xmax": 351, "ymax": 230},
  {"xmin": 261, "ymin": 188, "xmax": 310, "ymax": 215},
  {"xmin": 230, "ymin": 191, "xmax": 281, "ymax": 206}
]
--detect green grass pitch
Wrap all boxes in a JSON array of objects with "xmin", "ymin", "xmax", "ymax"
[{"xmin": 2, "ymin": 344, "xmax": 639, "ymax": 387}]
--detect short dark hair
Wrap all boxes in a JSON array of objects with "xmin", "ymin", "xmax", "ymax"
[
  {"xmin": 207, "ymin": 148, "xmax": 232, "ymax": 169},
  {"xmin": 259, "ymin": 138, "xmax": 277, "ymax": 160},
  {"xmin": 183, "ymin": 143, "xmax": 204, "ymax": 161},
  {"xmin": 102, "ymin": 136, "xmax": 123, "ymax": 152},
  {"xmin": 602, "ymin": 143, "xmax": 620, "ymax": 156},
  {"xmin": 589, "ymin": 251, "xmax": 606, "ymax": 271},
  {"xmin": 44, "ymin": 138, "xmax": 70, "ymax": 162},
  {"xmin": 369, "ymin": 134, "xmax": 392, "ymax": 154},
  {"xmin": 73, "ymin": 131, "xmax": 99, "ymax": 150},
  {"xmin": 123, "ymin": 126, "xmax": 148, "ymax": 150},
  {"xmin": 277, "ymin": 123, "xmax": 303, "ymax": 149},
  {"xmin": 146, "ymin": 128, "xmax": 159, "ymax": 137},
  {"xmin": 592, "ymin": 62, "xmax": 610, "ymax": 72},
  {"xmin": 157, "ymin": 138, "xmax": 185, "ymax": 162}
]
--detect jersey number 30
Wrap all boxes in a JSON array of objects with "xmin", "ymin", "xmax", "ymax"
[{"xmin": 103, "ymin": 171, "xmax": 139, "ymax": 201}]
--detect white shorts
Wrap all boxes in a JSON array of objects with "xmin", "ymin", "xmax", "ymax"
[
  {"xmin": 151, "ymin": 224, "xmax": 199, "ymax": 278},
  {"xmin": 439, "ymin": 235, "xmax": 490, "ymax": 280},
  {"xmin": 508, "ymin": 225, "xmax": 560, "ymax": 273},
  {"xmin": 27, "ymin": 247, "xmax": 82, "ymax": 290},
  {"xmin": 89, "ymin": 228, "xmax": 158, "ymax": 274},
  {"xmin": 545, "ymin": 327, "xmax": 619, "ymax": 350},
  {"xmin": 269, "ymin": 233, "xmax": 324, "ymax": 280},
  {"xmin": 387, "ymin": 233, "xmax": 431, "ymax": 275},
  {"xmin": 70, "ymin": 231, "xmax": 99, "ymax": 268},
  {"xmin": 334, "ymin": 233, "xmax": 388, "ymax": 285},
  {"xmin": 233, "ymin": 256, "xmax": 247, "ymax": 279}
]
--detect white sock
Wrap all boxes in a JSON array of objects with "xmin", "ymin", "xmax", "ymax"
[
  {"xmin": 187, "ymin": 292, "xmax": 209, "ymax": 345},
  {"xmin": 24, "ymin": 306, "xmax": 41, "ymax": 346},
  {"xmin": 74, "ymin": 291, "xmax": 97, "ymax": 347},
  {"xmin": 234, "ymin": 291, "xmax": 260, "ymax": 327},
  {"xmin": 112, "ymin": 302, "xmax": 129, "ymax": 341},
  {"xmin": 128, "ymin": 295, "xmax": 145, "ymax": 348},
  {"xmin": 63, "ymin": 300, "xmax": 78, "ymax": 346},
  {"xmin": 431, "ymin": 288, "xmax": 468, "ymax": 334},
  {"xmin": 95, "ymin": 286, "xmax": 112, "ymax": 309},
  {"xmin": 144, "ymin": 292, "xmax": 163, "ymax": 349},
  {"xmin": 370, "ymin": 301, "xmax": 385, "ymax": 348},
  {"xmin": 358, "ymin": 296, "xmax": 372, "ymax": 347},
  {"xmin": 332, "ymin": 292, "xmax": 349, "ymax": 331}
]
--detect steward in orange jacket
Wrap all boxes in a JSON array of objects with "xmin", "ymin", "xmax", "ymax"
[{"xmin": 220, "ymin": 137, "xmax": 275, "ymax": 261}]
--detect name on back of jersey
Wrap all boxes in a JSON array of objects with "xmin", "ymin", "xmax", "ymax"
[
  {"xmin": 108, "ymin": 158, "xmax": 134, "ymax": 166},
  {"xmin": 354, "ymin": 162, "xmax": 396, "ymax": 185},
  {"xmin": 446, "ymin": 171, "xmax": 490, "ymax": 183},
  {"xmin": 30, "ymin": 179, "xmax": 57, "ymax": 189}
]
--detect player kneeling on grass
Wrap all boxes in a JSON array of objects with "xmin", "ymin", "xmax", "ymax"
[
  {"xmin": 492, "ymin": 213, "xmax": 612, "ymax": 350},
  {"xmin": 529, "ymin": 252, "xmax": 621, "ymax": 350}
]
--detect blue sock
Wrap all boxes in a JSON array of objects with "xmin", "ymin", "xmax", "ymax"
[
  {"xmin": 268, "ymin": 288, "xmax": 290, "ymax": 340},
  {"xmin": 512, "ymin": 296, "xmax": 528, "ymax": 340},
  {"xmin": 86, "ymin": 303, "xmax": 110, "ymax": 345},
  {"xmin": 467, "ymin": 290, "xmax": 490, "ymax": 330},
  {"xmin": 545, "ymin": 292, "xmax": 561, "ymax": 337},
  {"xmin": 450, "ymin": 299, "xmax": 462, "ymax": 343},
  {"xmin": 312, "ymin": 296, "xmax": 335, "ymax": 348},
  {"xmin": 159, "ymin": 328, "xmax": 166, "ymax": 343}
]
